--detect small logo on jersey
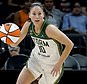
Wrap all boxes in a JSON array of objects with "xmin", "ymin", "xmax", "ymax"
[
  {"xmin": 41, "ymin": 34, "xmax": 44, "ymax": 38},
  {"xmin": 30, "ymin": 30, "xmax": 33, "ymax": 35},
  {"xmin": 38, "ymin": 52, "xmax": 50, "ymax": 57}
]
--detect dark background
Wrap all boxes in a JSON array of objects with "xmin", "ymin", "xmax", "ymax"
[{"xmin": 0, "ymin": 70, "xmax": 87, "ymax": 84}]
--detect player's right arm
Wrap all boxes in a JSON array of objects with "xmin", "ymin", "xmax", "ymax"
[{"xmin": 11, "ymin": 21, "xmax": 31, "ymax": 47}]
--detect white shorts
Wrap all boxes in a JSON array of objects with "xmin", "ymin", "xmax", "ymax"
[{"xmin": 26, "ymin": 54, "xmax": 64, "ymax": 84}]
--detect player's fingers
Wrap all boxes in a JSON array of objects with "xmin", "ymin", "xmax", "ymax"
[
  {"xmin": 51, "ymin": 69, "xmax": 57, "ymax": 77},
  {"xmin": 51, "ymin": 68, "xmax": 61, "ymax": 77}
]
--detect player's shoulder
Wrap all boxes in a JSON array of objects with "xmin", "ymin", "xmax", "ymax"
[
  {"xmin": 46, "ymin": 24, "xmax": 60, "ymax": 35},
  {"xmin": 46, "ymin": 24, "xmax": 59, "ymax": 30}
]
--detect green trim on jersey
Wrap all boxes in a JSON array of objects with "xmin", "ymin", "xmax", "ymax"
[
  {"xmin": 28, "ymin": 20, "xmax": 63, "ymax": 55},
  {"xmin": 28, "ymin": 20, "xmax": 49, "ymax": 39}
]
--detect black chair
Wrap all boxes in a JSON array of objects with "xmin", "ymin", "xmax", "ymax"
[
  {"xmin": 64, "ymin": 55, "xmax": 80, "ymax": 70},
  {"xmin": 66, "ymin": 33, "xmax": 87, "ymax": 56},
  {"xmin": 72, "ymin": 54, "xmax": 87, "ymax": 70},
  {"xmin": 4, "ymin": 54, "xmax": 28, "ymax": 70}
]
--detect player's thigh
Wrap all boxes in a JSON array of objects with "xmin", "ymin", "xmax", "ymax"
[{"xmin": 16, "ymin": 66, "xmax": 35, "ymax": 84}]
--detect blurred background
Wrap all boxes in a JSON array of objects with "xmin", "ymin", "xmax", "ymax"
[{"xmin": 0, "ymin": 0, "xmax": 87, "ymax": 84}]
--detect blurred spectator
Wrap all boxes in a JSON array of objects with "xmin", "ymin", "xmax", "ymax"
[
  {"xmin": 62, "ymin": 2, "xmax": 87, "ymax": 33},
  {"xmin": 81, "ymin": 6, "xmax": 87, "ymax": 16},
  {"xmin": 5, "ymin": 6, "xmax": 35, "ymax": 56},
  {"xmin": 81, "ymin": 0, "xmax": 87, "ymax": 16},
  {"xmin": 7, "ymin": 0, "xmax": 26, "ymax": 12},
  {"xmin": 43, "ymin": 0, "xmax": 64, "ymax": 28},
  {"xmin": 3, "ymin": 46, "xmax": 28, "ymax": 70},
  {"xmin": 6, "ymin": 12, "xmax": 15, "ymax": 23},
  {"xmin": 77, "ymin": 0, "xmax": 87, "ymax": 16},
  {"xmin": 8, "ymin": 0, "xmax": 25, "ymax": 7},
  {"xmin": 7, "ymin": 0, "xmax": 37, "ymax": 13},
  {"xmin": 13, "ymin": 2, "xmax": 31, "ymax": 29},
  {"xmin": 59, "ymin": 0, "xmax": 72, "ymax": 14},
  {"xmin": 61, "ymin": 2, "xmax": 87, "ymax": 56},
  {"xmin": 0, "ymin": 45, "xmax": 9, "ymax": 70},
  {"xmin": 0, "ymin": 35, "xmax": 35, "ymax": 70},
  {"xmin": 6, "ymin": 2, "xmax": 35, "ymax": 55},
  {"xmin": 8, "ymin": 0, "xmax": 37, "ymax": 8}
]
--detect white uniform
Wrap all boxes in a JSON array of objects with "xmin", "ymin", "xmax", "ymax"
[{"xmin": 27, "ymin": 21, "xmax": 64, "ymax": 84}]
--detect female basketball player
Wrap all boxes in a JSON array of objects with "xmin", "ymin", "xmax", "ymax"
[{"xmin": 11, "ymin": 2, "xmax": 74, "ymax": 84}]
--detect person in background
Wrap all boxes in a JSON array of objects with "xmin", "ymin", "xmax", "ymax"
[
  {"xmin": 6, "ymin": 2, "xmax": 35, "ymax": 56},
  {"xmin": 6, "ymin": 0, "xmax": 37, "ymax": 30},
  {"xmin": 0, "ymin": 45, "xmax": 9, "ymax": 70},
  {"xmin": 59, "ymin": 0, "xmax": 72, "ymax": 14},
  {"xmin": 43, "ymin": 0, "xmax": 64, "ymax": 28},
  {"xmin": 3, "ymin": 46, "xmax": 28, "ymax": 70},
  {"xmin": 62, "ymin": 2, "xmax": 87, "ymax": 33},
  {"xmin": 7, "ymin": 0, "xmax": 28, "ymax": 12},
  {"xmin": 13, "ymin": 2, "xmax": 31, "ymax": 30},
  {"xmin": 61, "ymin": 2, "xmax": 87, "ymax": 56},
  {"xmin": 6, "ymin": 12, "xmax": 15, "ymax": 23},
  {"xmin": 81, "ymin": 0, "xmax": 87, "ymax": 16},
  {"xmin": 81, "ymin": 6, "xmax": 87, "ymax": 16},
  {"xmin": 9, "ymin": 2, "xmax": 74, "ymax": 84}
]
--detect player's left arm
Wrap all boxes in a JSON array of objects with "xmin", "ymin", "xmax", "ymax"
[{"xmin": 46, "ymin": 24, "xmax": 74, "ymax": 76}]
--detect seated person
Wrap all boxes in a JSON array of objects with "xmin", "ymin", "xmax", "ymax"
[
  {"xmin": 3, "ymin": 46, "xmax": 28, "ymax": 70},
  {"xmin": 43, "ymin": 0, "xmax": 64, "ymax": 27},
  {"xmin": 62, "ymin": 2, "xmax": 87, "ymax": 34},
  {"xmin": 61, "ymin": 2, "xmax": 87, "ymax": 56}
]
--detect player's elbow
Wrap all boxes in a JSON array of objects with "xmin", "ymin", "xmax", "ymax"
[{"xmin": 67, "ymin": 40, "xmax": 74, "ymax": 50}]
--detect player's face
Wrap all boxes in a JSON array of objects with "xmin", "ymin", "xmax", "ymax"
[{"xmin": 29, "ymin": 6, "xmax": 44, "ymax": 24}]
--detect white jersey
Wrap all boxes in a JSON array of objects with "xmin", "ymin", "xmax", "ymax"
[
  {"xmin": 27, "ymin": 20, "xmax": 64, "ymax": 84},
  {"xmin": 31, "ymin": 36, "xmax": 60, "ymax": 65}
]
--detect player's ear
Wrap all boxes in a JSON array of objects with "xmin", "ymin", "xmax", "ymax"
[
  {"xmin": 29, "ymin": 12, "xmax": 31, "ymax": 18},
  {"xmin": 28, "ymin": 14, "xmax": 31, "ymax": 22},
  {"xmin": 27, "ymin": 12, "xmax": 31, "ymax": 21}
]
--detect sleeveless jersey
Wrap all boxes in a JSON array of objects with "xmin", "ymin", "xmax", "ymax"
[{"xmin": 28, "ymin": 20, "xmax": 63, "ymax": 64}]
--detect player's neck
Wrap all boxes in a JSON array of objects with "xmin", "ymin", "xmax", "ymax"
[{"xmin": 34, "ymin": 20, "xmax": 44, "ymax": 34}]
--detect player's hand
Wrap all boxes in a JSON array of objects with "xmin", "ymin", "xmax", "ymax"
[{"xmin": 51, "ymin": 62, "xmax": 62, "ymax": 77}]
